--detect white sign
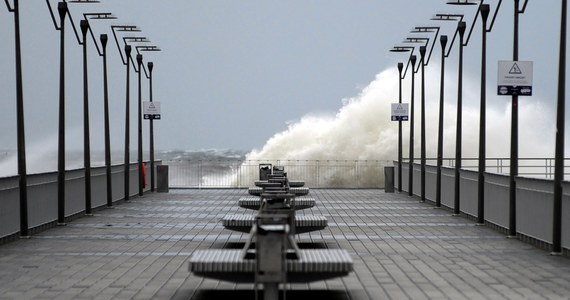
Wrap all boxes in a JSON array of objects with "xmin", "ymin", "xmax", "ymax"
[
  {"xmin": 497, "ymin": 61, "xmax": 533, "ymax": 96},
  {"xmin": 143, "ymin": 101, "xmax": 161, "ymax": 120},
  {"xmin": 391, "ymin": 103, "xmax": 409, "ymax": 121}
]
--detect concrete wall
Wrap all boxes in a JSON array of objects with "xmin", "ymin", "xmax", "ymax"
[
  {"xmin": 394, "ymin": 161, "xmax": 569, "ymax": 252},
  {"xmin": 0, "ymin": 162, "xmax": 158, "ymax": 240}
]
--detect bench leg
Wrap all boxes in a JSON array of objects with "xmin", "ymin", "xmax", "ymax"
[{"xmin": 264, "ymin": 283, "xmax": 279, "ymax": 300}]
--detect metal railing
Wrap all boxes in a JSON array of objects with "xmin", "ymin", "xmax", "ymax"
[
  {"xmin": 166, "ymin": 160, "xmax": 391, "ymax": 189},
  {"xmin": 414, "ymin": 157, "xmax": 570, "ymax": 179}
]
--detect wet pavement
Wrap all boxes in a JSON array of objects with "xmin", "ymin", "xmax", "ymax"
[{"xmin": 0, "ymin": 189, "xmax": 569, "ymax": 300}]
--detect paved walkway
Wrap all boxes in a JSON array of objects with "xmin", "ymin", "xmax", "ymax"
[{"xmin": 0, "ymin": 189, "xmax": 569, "ymax": 300}]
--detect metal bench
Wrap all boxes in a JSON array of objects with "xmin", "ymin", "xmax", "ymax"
[
  {"xmin": 222, "ymin": 214, "xmax": 327, "ymax": 234},
  {"xmin": 255, "ymin": 180, "xmax": 305, "ymax": 188},
  {"xmin": 189, "ymin": 215, "xmax": 353, "ymax": 299},
  {"xmin": 238, "ymin": 196, "xmax": 316, "ymax": 210},
  {"xmin": 248, "ymin": 186, "xmax": 310, "ymax": 196}
]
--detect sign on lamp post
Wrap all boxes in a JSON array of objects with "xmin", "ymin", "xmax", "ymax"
[{"xmin": 497, "ymin": 61, "xmax": 533, "ymax": 96}]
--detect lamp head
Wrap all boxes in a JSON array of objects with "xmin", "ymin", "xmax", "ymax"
[
  {"xmin": 58, "ymin": 2, "xmax": 67, "ymax": 18},
  {"xmin": 440, "ymin": 35, "xmax": 448, "ymax": 48},
  {"xmin": 431, "ymin": 13, "xmax": 463, "ymax": 21},
  {"xmin": 446, "ymin": 0, "xmax": 478, "ymax": 5},
  {"xmin": 80, "ymin": 19, "xmax": 89, "ymax": 35},
  {"xmin": 458, "ymin": 21, "xmax": 467, "ymax": 37},
  {"xmin": 100, "ymin": 34, "xmax": 108, "ymax": 47},
  {"xmin": 148, "ymin": 62, "xmax": 154, "ymax": 72}
]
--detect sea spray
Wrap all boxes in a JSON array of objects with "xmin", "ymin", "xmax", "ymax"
[{"xmin": 242, "ymin": 67, "xmax": 556, "ymax": 185}]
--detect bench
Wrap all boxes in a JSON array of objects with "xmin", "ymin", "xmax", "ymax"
[
  {"xmin": 248, "ymin": 186, "xmax": 310, "ymax": 196},
  {"xmin": 238, "ymin": 196, "xmax": 316, "ymax": 210},
  {"xmin": 189, "ymin": 214, "xmax": 353, "ymax": 299}
]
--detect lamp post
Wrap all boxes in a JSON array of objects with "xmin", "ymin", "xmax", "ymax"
[
  {"xmin": 136, "ymin": 45, "xmax": 162, "ymax": 192},
  {"xmin": 454, "ymin": 21, "xmax": 466, "ymax": 215},
  {"xmin": 47, "ymin": 0, "xmax": 68, "ymax": 225},
  {"xmin": 477, "ymin": 4, "xmax": 490, "ymax": 224},
  {"xmin": 5, "ymin": 0, "xmax": 29, "ymax": 236},
  {"xmin": 448, "ymin": 0, "xmax": 502, "ymax": 223},
  {"xmin": 101, "ymin": 33, "xmax": 112, "ymax": 207},
  {"xmin": 390, "ymin": 46, "xmax": 416, "ymax": 194},
  {"xmin": 133, "ymin": 46, "xmax": 160, "ymax": 196},
  {"xmin": 148, "ymin": 62, "xmax": 155, "ymax": 191},
  {"xmin": 79, "ymin": 19, "xmax": 93, "ymax": 215},
  {"xmin": 409, "ymin": 55, "xmax": 418, "ymax": 197},
  {"xmin": 397, "ymin": 62, "xmax": 403, "ymax": 192},
  {"xmin": 404, "ymin": 35, "xmax": 436, "ymax": 202},
  {"xmin": 419, "ymin": 45, "xmax": 427, "ymax": 202},
  {"xmin": 46, "ymin": 0, "xmax": 101, "ymax": 223},
  {"xmin": 509, "ymin": 0, "xmax": 529, "ymax": 237},
  {"xmin": 136, "ymin": 54, "xmax": 144, "ymax": 196},
  {"xmin": 552, "ymin": 0, "xmax": 566, "ymax": 255},
  {"xmin": 77, "ymin": 12, "xmax": 115, "ymax": 212},
  {"xmin": 431, "ymin": 13, "xmax": 464, "ymax": 208},
  {"xmin": 124, "ymin": 44, "xmax": 132, "ymax": 201},
  {"xmin": 437, "ymin": 35, "xmax": 447, "ymax": 208},
  {"xmin": 111, "ymin": 25, "xmax": 141, "ymax": 201}
]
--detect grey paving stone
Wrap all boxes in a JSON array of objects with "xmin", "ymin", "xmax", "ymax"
[{"xmin": 0, "ymin": 189, "xmax": 569, "ymax": 300}]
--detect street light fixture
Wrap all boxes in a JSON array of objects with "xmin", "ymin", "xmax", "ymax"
[
  {"xmin": 46, "ymin": 0, "xmax": 100, "ymax": 224},
  {"xmin": 81, "ymin": 13, "xmax": 117, "ymax": 208},
  {"xmin": 553, "ymin": 0, "xmax": 566, "ymax": 255},
  {"xmin": 390, "ymin": 46, "xmax": 417, "ymax": 196},
  {"xmin": 431, "ymin": 13, "xmax": 464, "ymax": 208},
  {"xmin": 136, "ymin": 45, "xmax": 162, "ymax": 192},
  {"xmin": 404, "ymin": 32, "xmax": 439, "ymax": 202},
  {"xmin": 509, "ymin": 0, "xmax": 529, "ymax": 237},
  {"xmin": 4, "ymin": 0, "xmax": 29, "ymax": 237},
  {"xmin": 447, "ymin": 0, "xmax": 503, "ymax": 223},
  {"xmin": 78, "ymin": 13, "xmax": 115, "ymax": 213},
  {"xmin": 111, "ymin": 25, "xmax": 141, "ymax": 201}
]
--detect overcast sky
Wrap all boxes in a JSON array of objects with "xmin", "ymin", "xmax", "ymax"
[{"xmin": 0, "ymin": 1, "xmax": 566, "ymax": 158}]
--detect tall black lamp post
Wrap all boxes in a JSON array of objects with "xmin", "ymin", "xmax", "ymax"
[
  {"xmin": 78, "ymin": 12, "xmax": 115, "ymax": 212},
  {"xmin": 46, "ymin": 0, "xmax": 69, "ymax": 225},
  {"xmin": 390, "ymin": 46, "xmax": 416, "ymax": 194},
  {"xmin": 431, "ymin": 13, "xmax": 464, "ymax": 208},
  {"xmin": 448, "ymin": 0, "xmax": 502, "ymax": 223},
  {"xmin": 136, "ymin": 54, "xmax": 144, "ymax": 196},
  {"xmin": 509, "ymin": 0, "xmax": 529, "ymax": 237},
  {"xmin": 5, "ymin": 0, "xmax": 29, "ymax": 236},
  {"xmin": 552, "ymin": 0, "xmax": 566, "ymax": 255},
  {"xmin": 136, "ymin": 45, "xmax": 162, "ymax": 192},
  {"xmin": 404, "ymin": 35, "xmax": 437, "ymax": 202},
  {"xmin": 111, "ymin": 25, "xmax": 142, "ymax": 201}
]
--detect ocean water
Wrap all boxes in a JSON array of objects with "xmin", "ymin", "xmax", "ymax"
[{"xmin": 0, "ymin": 148, "xmax": 248, "ymax": 178}]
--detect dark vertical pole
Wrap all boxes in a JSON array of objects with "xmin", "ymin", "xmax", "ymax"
[
  {"xmin": 420, "ymin": 46, "xmax": 426, "ymax": 202},
  {"xmin": 57, "ymin": 2, "xmax": 67, "ymax": 225},
  {"xmin": 148, "ymin": 62, "xmax": 155, "ymax": 192},
  {"xmin": 80, "ymin": 20, "xmax": 92, "ymax": 215},
  {"xmin": 124, "ymin": 45, "xmax": 132, "ymax": 201},
  {"xmin": 552, "ymin": 0, "xmax": 566, "ymax": 255},
  {"xmin": 509, "ymin": 0, "xmax": 520, "ymax": 237},
  {"xmin": 398, "ymin": 62, "xmax": 403, "ymax": 193},
  {"xmin": 137, "ymin": 54, "xmax": 144, "ymax": 196},
  {"xmin": 409, "ymin": 55, "xmax": 417, "ymax": 197},
  {"xmin": 436, "ymin": 35, "xmax": 448, "ymax": 208},
  {"xmin": 11, "ymin": 0, "xmax": 29, "ymax": 236},
  {"xmin": 478, "ymin": 5, "xmax": 490, "ymax": 224},
  {"xmin": 101, "ymin": 34, "xmax": 113, "ymax": 207},
  {"xmin": 454, "ymin": 21, "xmax": 466, "ymax": 215}
]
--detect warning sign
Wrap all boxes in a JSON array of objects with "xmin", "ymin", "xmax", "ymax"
[
  {"xmin": 143, "ymin": 101, "xmax": 161, "ymax": 120},
  {"xmin": 391, "ymin": 103, "xmax": 409, "ymax": 121},
  {"xmin": 497, "ymin": 61, "xmax": 533, "ymax": 96}
]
